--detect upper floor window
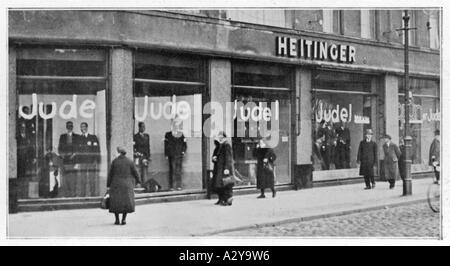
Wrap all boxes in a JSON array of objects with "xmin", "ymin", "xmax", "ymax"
[
  {"xmin": 225, "ymin": 9, "xmax": 286, "ymax": 28},
  {"xmin": 428, "ymin": 10, "xmax": 440, "ymax": 49},
  {"xmin": 322, "ymin": 9, "xmax": 342, "ymax": 34}
]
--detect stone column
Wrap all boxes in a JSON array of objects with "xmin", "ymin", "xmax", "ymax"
[
  {"xmin": 9, "ymin": 47, "xmax": 18, "ymax": 212},
  {"xmin": 297, "ymin": 68, "xmax": 312, "ymax": 165},
  {"xmin": 109, "ymin": 49, "xmax": 134, "ymax": 163},
  {"xmin": 294, "ymin": 68, "xmax": 313, "ymax": 188},
  {"xmin": 384, "ymin": 75, "xmax": 399, "ymax": 145},
  {"xmin": 208, "ymin": 59, "xmax": 231, "ymax": 170},
  {"xmin": 205, "ymin": 59, "xmax": 231, "ymax": 196}
]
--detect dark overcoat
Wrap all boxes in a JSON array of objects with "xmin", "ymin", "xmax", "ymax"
[
  {"xmin": 254, "ymin": 147, "xmax": 277, "ymax": 189},
  {"xmin": 107, "ymin": 155, "xmax": 141, "ymax": 213},
  {"xmin": 134, "ymin": 132, "xmax": 151, "ymax": 159},
  {"xmin": 211, "ymin": 140, "xmax": 234, "ymax": 190},
  {"xmin": 357, "ymin": 140, "xmax": 378, "ymax": 176},
  {"xmin": 383, "ymin": 143, "xmax": 401, "ymax": 181},
  {"xmin": 429, "ymin": 138, "xmax": 440, "ymax": 165}
]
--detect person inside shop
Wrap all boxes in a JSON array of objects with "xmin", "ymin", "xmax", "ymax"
[
  {"xmin": 107, "ymin": 146, "xmax": 141, "ymax": 225},
  {"xmin": 134, "ymin": 122, "xmax": 151, "ymax": 185},
  {"xmin": 334, "ymin": 121, "xmax": 351, "ymax": 169},
  {"xmin": 75, "ymin": 122, "xmax": 101, "ymax": 197},
  {"xmin": 312, "ymin": 135, "xmax": 326, "ymax": 171},
  {"xmin": 58, "ymin": 121, "xmax": 79, "ymax": 197},
  {"xmin": 164, "ymin": 118, "xmax": 187, "ymax": 191},
  {"xmin": 17, "ymin": 122, "xmax": 36, "ymax": 180},
  {"xmin": 40, "ymin": 146, "xmax": 63, "ymax": 198},
  {"xmin": 429, "ymin": 129, "xmax": 440, "ymax": 184},
  {"xmin": 357, "ymin": 129, "xmax": 378, "ymax": 190},
  {"xmin": 210, "ymin": 131, "xmax": 234, "ymax": 206},
  {"xmin": 382, "ymin": 134, "xmax": 401, "ymax": 189},
  {"xmin": 254, "ymin": 137, "xmax": 277, "ymax": 199},
  {"xmin": 318, "ymin": 120, "xmax": 333, "ymax": 170}
]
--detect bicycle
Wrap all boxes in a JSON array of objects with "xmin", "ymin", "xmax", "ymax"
[{"xmin": 427, "ymin": 160, "xmax": 440, "ymax": 213}]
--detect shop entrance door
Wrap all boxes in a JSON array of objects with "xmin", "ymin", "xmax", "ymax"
[{"xmin": 232, "ymin": 89, "xmax": 292, "ymax": 186}]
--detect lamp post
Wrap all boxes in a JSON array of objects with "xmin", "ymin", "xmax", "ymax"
[{"xmin": 398, "ymin": 10, "xmax": 415, "ymax": 196}]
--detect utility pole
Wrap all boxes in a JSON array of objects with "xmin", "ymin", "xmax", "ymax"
[{"xmin": 397, "ymin": 10, "xmax": 416, "ymax": 196}]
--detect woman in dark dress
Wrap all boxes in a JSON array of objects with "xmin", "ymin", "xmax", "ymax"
[
  {"xmin": 211, "ymin": 132, "xmax": 234, "ymax": 206},
  {"xmin": 254, "ymin": 138, "xmax": 277, "ymax": 198},
  {"xmin": 107, "ymin": 147, "xmax": 141, "ymax": 225}
]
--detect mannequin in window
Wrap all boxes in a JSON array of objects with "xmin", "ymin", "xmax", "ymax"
[
  {"xmin": 58, "ymin": 121, "xmax": 79, "ymax": 197},
  {"xmin": 164, "ymin": 119, "xmax": 187, "ymax": 191},
  {"xmin": 75, "ymin": 122, "xmax": 100, "ymax": 197},
  {"xmin": 134, "ymin": 122, "xmax": 151, "ymax": 185}
]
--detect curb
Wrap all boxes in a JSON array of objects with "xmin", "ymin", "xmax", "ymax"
[{"xmin": 196, "ymin": 197, "xmax": 430, "ymax": 236}]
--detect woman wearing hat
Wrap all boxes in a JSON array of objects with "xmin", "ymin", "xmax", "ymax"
[
  {"xmin": 357, "ymin": 129, "xmax": 378, "ymax": 189},
  {"xmin": 382, "ymin": 134, "xmax": 401, "ymax": 189},
  {"xmin": 107, "ymin": 147, "xmax": 141, "ymax": 225},
  {"xmin": 210, "ymin": 131, "xmax": 235, "ymax": 206}
]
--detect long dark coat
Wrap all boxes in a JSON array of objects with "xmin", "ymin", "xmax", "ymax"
[
  {"xmin": 254, "ymin": 147, "xmax": 277, "ymax": 189},
  {"xmin": 211, "ymin": 140, "xmax": 234, "ymax": 190},
  {"xmin": 429, "ymin": 138, "xmax": 440, "ymax": 165},
  {"xmin": 107, "ymin": 155, "xmax": 141, "ymax": 213},
  {"xmin": 357, "ymin": 139, "xmax": 378, "ymax": 176},
  {"xmin": 383, "ymin": 143, "xmax": 401, "ymax": 181}
]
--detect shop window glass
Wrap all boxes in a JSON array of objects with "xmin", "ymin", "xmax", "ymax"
[
  {"xmin": 232, "ymin": 62, "xmax": 292, "ymax": 187},
  {"xmin": 133, "ymin": 52, "xmax": 204, "ymax": 192},
  {"xmin": 398, "ymin": 78, "xmax": 440, "ymax": 171},
  {"xmin": 16, "ymin": 48, "xmax": 108, "ymax": 199},
  {"xmin": 312, "ymin": 71, "xmax": 374, "ymax": 179}
]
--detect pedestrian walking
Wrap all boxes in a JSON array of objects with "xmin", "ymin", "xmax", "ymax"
[
  {"xmin": 382, "ymin": 134, "xmax": 401, "ymax": 189},
  {"xmin": 254, "ymin": 138, "xmax": 277, "ymax": 198},
  {"xmin": 357, "ymin": 129, "xmax": 378, "ymax": 189},
  {"xmin": 429, "ymin": 129, "xmax": 440, "ymax": 184},
  {"xmin": 210, "ymin": 131, "xmax": 234, "ymax": 206},
  {"xmin": 398, "ymin": 138, "xmax": 406, "ymax": 181},
  {"xmin": 107, "ymin": 147, "xmax": 141, "ymax": 225}
]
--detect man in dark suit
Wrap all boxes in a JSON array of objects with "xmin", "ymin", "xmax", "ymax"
[
  {"xmin": 76, "ymin": 122, "xmax": 101, "ymax": 197},
  {"xmin": 58, "ymin": 121, "xmax": 79, "ymax": 197},
  {"xmin": 382, "ymin": 134, "xmax": 401, "ymax": 189},
  {"xmin": 134, "ymin": 122, "xmax": 151, "ymax": 184},
  {"xmin": 357, "ymin": 129, "xmax": 378, "ymax": 190},
  {"xmin": 335, "ymin": 122, "xmax": 351, "ymax": 169},
  {"xmin": 164, "ymin": 121, "xmax": 187, "ymax": 191}
]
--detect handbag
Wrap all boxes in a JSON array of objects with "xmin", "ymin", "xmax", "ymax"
[
  {"xmin": 100, "ymin": 192, "xmax": 110, "ymax": 210},
  {"xmin": 222, "ymin": 175, "xmax": 235, "ymax": 187}
]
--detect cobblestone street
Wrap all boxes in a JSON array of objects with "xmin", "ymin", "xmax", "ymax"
[{"xmin": 217, "ymin": 203, "xmax": 440, "ymax": 238}]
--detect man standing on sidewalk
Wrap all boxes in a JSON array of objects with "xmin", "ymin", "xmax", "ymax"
[
  {"xmin": 357, "ymin": 129, "xmax": 378, "ymax": 190},
  {"xmin": 382, "ymin": 134, "xmax": 401, "ymax": 189}
]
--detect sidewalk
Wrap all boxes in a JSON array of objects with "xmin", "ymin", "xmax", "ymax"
[{"xmin": 8, "ymin": 178, "xmax": 434, "ymax": 238}]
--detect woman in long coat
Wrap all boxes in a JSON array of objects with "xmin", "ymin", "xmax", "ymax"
[
  {"xmin": 107, "ymin": 147, "xmax": 141, "ymax": 225},
  {"xmin": 382, "ymin": 134, "xmax": 401, "ymax": 189},
  {"xmin": 254, "ymin": 138, "xmax": 277, "ymax": 198},
  {"xmin": 211, "ymin": 132, "xmax": 234, "ymax": 206}
]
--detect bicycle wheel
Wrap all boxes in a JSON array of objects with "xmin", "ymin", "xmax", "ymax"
[{"xmin": 427, "ymin": 183, "xmax": 440, "ymax": 213}]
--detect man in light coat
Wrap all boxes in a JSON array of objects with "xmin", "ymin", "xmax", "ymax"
[{"xmin": 383, "ymin": 134, "xmax": 401, "ymax": 189}]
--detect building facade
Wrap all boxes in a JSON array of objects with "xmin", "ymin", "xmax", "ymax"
[{"xmin": 8, "ymin": 9, "xmax": 440, "ymax": 211}]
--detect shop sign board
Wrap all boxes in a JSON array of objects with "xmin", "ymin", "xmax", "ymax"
[{"xmin": 276, "ymin": 36, "xmax": 356, "ymax": 64}]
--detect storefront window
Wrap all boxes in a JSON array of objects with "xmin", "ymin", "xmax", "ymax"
[
  {"xmin": 133, "ymin": 52, "xmax": 205, "ymax": 192},
  {"xmin": 312, "ymin": 71, "xmax": 374, "ymax": 179},
  {"xmin": 398, "ymin": 78, "xmax": 440, "ymax": 171},
  {"xmin": 16, "ymin": 48, "xmax": 108, "ymax": 199},
  {"xmin": 232, "ymin": 62, "xmax": 292, "ymax": 187}
]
